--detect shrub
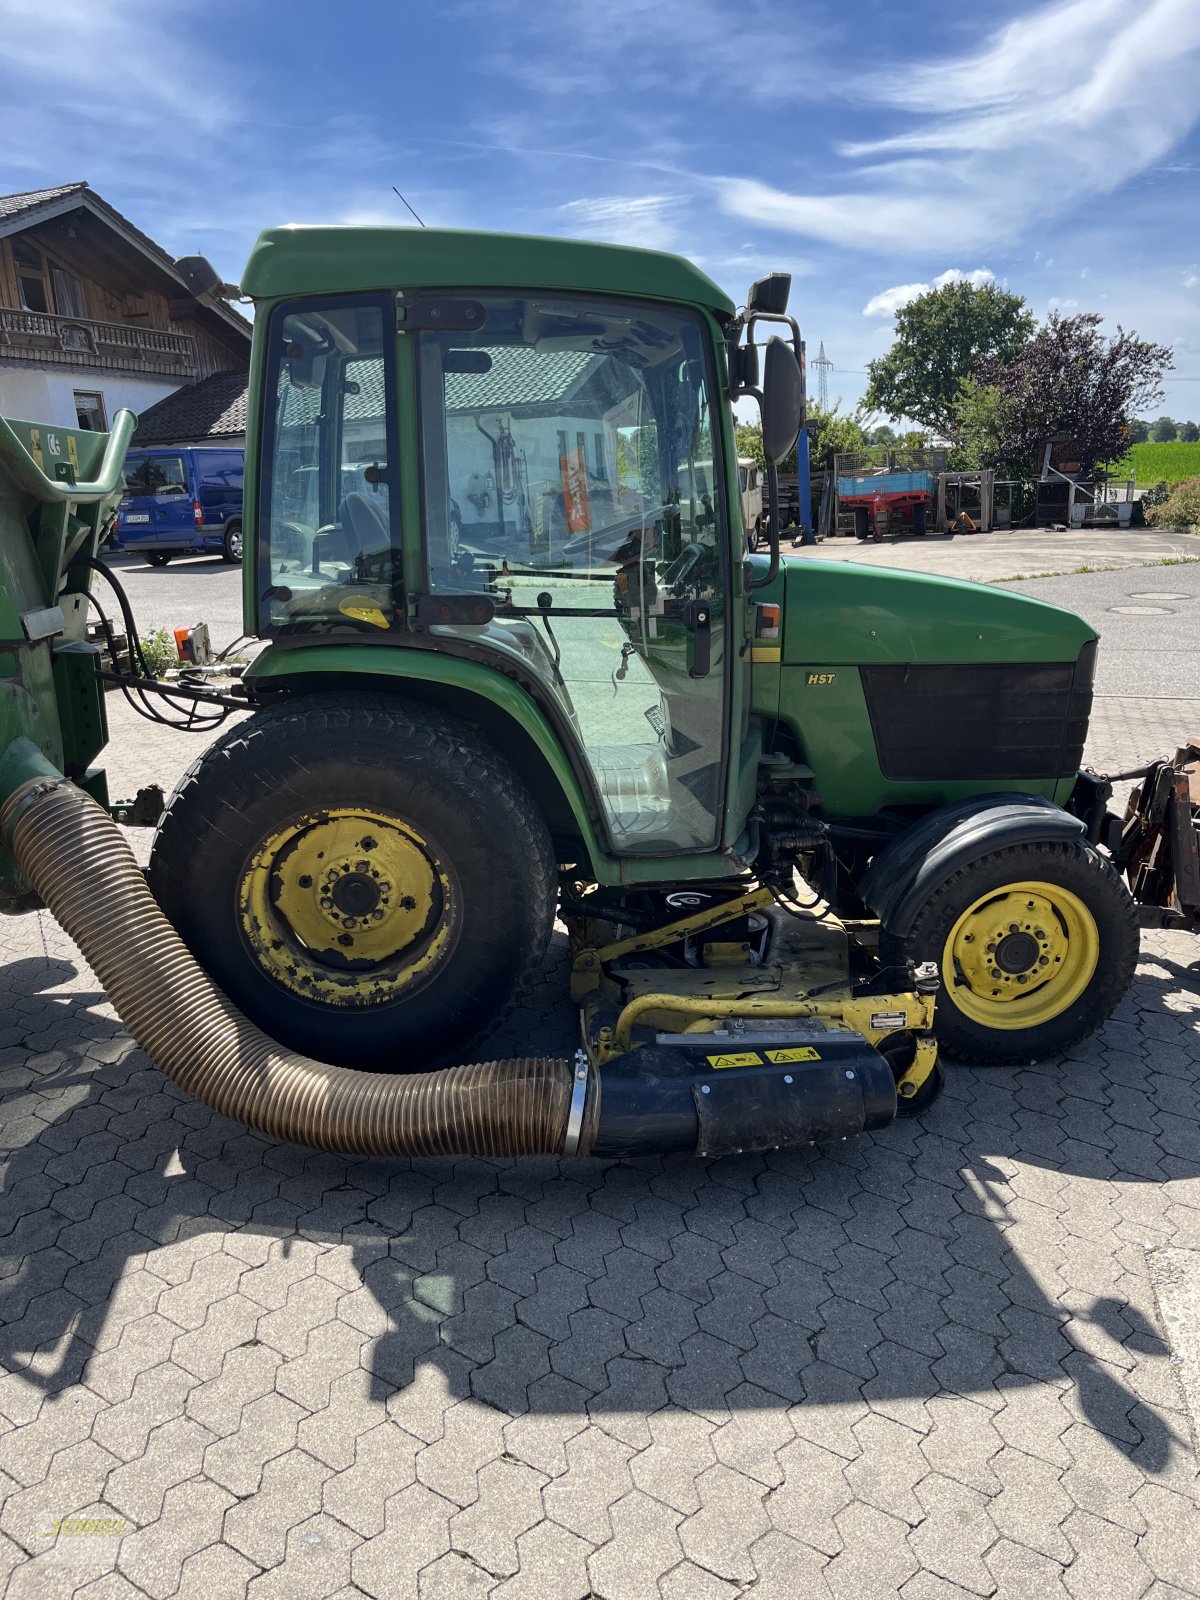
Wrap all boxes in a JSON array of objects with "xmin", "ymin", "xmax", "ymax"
[
  {"xmin": 1146, "ymin": 477, "xmax": 1200, "ymax": 529},
  {"xmin": 138, "ymin": 627, "xmax": 179, "ymax": 678}
]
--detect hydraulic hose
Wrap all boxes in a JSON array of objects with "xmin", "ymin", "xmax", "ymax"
[{"xmin": 1, "ymin": 773, "xmax": 597, "ymax": 1160}]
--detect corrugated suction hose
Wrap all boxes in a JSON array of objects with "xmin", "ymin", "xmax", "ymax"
[{"xmin": 2, "ymin": 777, "xmax": 597, "ymax": 1159}]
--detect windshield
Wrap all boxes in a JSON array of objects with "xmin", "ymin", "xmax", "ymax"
[
  {"xmin": 257, "ymin": 296, "xmax": 399, "ymax": 635},
  {"xmin": 418, "ymin": 294, "xmax": 721, "ymax": 612},
  {"xmin": 123, "ymin": 455, "xmax": 186, "ymax": 495}
]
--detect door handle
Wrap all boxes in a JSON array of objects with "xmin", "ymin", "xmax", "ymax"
[{"xmin": 685, "ymin": 599, "xmax": 711, "ymax": 678}]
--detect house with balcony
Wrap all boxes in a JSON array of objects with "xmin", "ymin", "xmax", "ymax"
[{"xmin": 0, "ymin": 182, "xmax": 250, "ymax": 433}]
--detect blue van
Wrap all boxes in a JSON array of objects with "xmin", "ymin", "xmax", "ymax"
[{"xmin": 115, "ymin": 447, "xmax": 244, "ymax": 565}]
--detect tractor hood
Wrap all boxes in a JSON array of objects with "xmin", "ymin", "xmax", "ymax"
[
  {"xmin": 773, "ymin": 559, "xmax": 1096, "ymax": 666},
  {"xmin": 750, "ymin": 558, "xmax": 1099, "ymax": 816}
]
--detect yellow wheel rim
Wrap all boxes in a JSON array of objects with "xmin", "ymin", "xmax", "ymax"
[
  {"xmin": 942, "ymin": 879, "xmax": 1100, "ymax": 1032},
  {"xmin": 238, "ymin": 807, "xmax": 456, "ymax": 1009}
]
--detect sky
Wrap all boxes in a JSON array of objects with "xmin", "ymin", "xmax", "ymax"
[{"xmin": 2, "ymin": 0, "xmax": 1199, "ymax": 422}]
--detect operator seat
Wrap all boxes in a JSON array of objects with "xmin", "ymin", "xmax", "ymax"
[{"xmin": 339, "ymin": 491, "xmax": 391, "ymax": 558}]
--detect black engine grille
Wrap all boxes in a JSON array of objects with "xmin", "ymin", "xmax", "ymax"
[{"xmin": 861, "ymin": 647, "xmax": 1095, "ymax": 782}]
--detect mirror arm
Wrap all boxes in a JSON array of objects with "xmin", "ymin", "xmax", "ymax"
[
  {"xmin": 746, "ymin": 462, "xmax": 780, "ymax": 591},
  {"xmin": 745, "ymin": 308, "xmax": 804, "ymax": 372}
]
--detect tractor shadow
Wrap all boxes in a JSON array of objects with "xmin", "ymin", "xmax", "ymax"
[{"xmin": 0, "ymin": 939, "xmax": 1196, "ymax": 1478}]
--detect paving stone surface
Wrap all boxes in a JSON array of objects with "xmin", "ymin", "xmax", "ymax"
[{"xmin": 3, "ymin": 588, "xmax": 1200, "ymax": 1595}]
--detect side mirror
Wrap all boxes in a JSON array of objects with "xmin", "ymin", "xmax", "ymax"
[
  {"xmin": 747, "ymin": 273, "xmax": 791, "ymax": 316},
  {"xmin": 761, "ymin": 337, "xmax": 804, "ymax": 464}
]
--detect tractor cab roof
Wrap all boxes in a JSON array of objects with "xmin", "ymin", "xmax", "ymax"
[{"xmin": 239, "ymin": 225, "xmax": 735, "ymax": 316}]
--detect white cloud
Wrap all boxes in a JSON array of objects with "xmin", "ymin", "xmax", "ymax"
[
  {"xmin": 862, "ymin": 282, "xmax": 932, "ymax": 318},
  {"xmin": 863, "ymin": 268, "xmax": 994, "ymax": 317},
  {"xmin": 1184, "ymin": 267, "xmax": 1199, "ymax": 289},
  {"xmin": 715, "ymin": 0, "xmax": 1200, "ymax": 256},
  {"xmin": 558, "ymin": 194, "xmax": 681, "ymax": 250}
]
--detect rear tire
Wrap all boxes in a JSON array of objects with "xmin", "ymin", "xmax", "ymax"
[
  {"xmin": 147, "ymin": 693, "xmax": 557, "ymax": 1071},
  {"xmin": 878, "ymin": 839, "xmax": 1138, "ymax": 1065},
  {"xmin": 912, "ymin": 504, "xmax": 927, "ymax": 536},
  {"xmin": 146, "ymin": 553, "xmax": 171, "ymax": 567},
  {"xmin": 223, "ymin": 522, "xmax": 243, "ymax": 563},
  {"xmin": 853, "ymin": 507, "xmax": 870, "ymax": 541}
]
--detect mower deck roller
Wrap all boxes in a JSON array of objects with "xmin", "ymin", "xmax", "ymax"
[{"xmin": 0, "ymin": 751, "xmax": 901, "ymax": 1161}]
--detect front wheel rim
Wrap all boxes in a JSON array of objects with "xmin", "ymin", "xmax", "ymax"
[
  {"xmin": 942, "ymin": 879, "xmax": 1100, "ymax": 1031},
  {"xmin": 238, "ymin": 807, "xmax": 458, "ymax": 1009}
]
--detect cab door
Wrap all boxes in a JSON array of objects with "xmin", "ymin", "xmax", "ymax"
[{"xmin": 416, "ymin": 292, "xmax": 732, "ymax": 856}]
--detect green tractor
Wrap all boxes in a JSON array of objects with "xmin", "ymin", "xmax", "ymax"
[{"xmin": 3, "ymin": 226, "xmax": 1187, "ymax": 1163}]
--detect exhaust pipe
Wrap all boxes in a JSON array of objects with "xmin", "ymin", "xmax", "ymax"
[{"xmin": 1, "ymin": 755, "xmax": 898, "ymax": 1160}]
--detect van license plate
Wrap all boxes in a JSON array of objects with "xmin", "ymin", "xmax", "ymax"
[{"xmin": 124, "ymin": 514, "xmax": 150, "ymax": 524}]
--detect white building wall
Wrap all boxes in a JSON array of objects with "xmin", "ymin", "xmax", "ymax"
[{"xmin": 0, "ymin": 364, "xmax": 182, "ymax": 430}]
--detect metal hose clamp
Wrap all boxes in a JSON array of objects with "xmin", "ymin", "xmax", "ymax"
[{"xmin": 562, "ymin": 1049, "xmax": 590, "ymax": 1158}]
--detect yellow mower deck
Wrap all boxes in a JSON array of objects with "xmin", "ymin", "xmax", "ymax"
[{"xmin": 565, "ymin": 883, "xmax": 940, "ymax": 1107}]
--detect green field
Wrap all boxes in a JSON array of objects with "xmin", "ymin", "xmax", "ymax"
[{"xmin": 1109, "ymin": 440, "xmax": 1200, "ymax": 485}]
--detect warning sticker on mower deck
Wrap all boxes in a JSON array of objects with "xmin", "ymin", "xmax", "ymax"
[{"xmin": 705, "ymin": 1046, "xmax": 824, "ymax": 1069}]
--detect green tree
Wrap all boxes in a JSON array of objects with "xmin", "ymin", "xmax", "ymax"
[
  {"xmin": 734, "ymin": 407, "xmax": 867, "ymax": 477},
  {"xmin": 804, "ymin": 403, "xmax": 867, "ymax": 476},
  {"xmin": 1152, "ymin": 416, "xmax": 1178, "ymax": 441},
  {"xmin": 948, "ymin": 378, "xmax": 1010, "ymax": 470},
  {"xmin": 866, "ymin": 423, "xmax": 899, "ymax": 447},
  {"xmin": 864, "ymin": 280, "xmax": 1035, "ymax": 435},
  {"xmin": 1180, "ymin": 421, "xmax": 1199, "ymax": 443},
  {"xmin": 734, "ymin": 422, "xmax": 765, "ymax": 468},
  {"xmin": 1129, "ymin": 418, "xmax": 1151, "ymax": 443}
]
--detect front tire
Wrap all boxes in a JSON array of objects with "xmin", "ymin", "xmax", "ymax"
[
  {"xmin": 879, "ymin": 839, "xmax": 1138, "ymax": 1065},
  {"xmin": 147, "ymin": 693, "xmax": 556, "ymax": 1071},
  {"xmin": 146, "ymin": 553, "xmax": 171, "ymax": 567},
  {"xmin": 223, "ymin": 522, "xmax": 243, "ymax": 563}
]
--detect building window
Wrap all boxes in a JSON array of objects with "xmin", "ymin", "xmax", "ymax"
[
  {"xmin": 594, "ymin": 432, "xmax": 606, "ymax": 479},
  {"xmin": 74, "ymin": 391, "xmax": 106, "ymax": 431},
  {"xmin": 51, "ymin": 265, "xmax": 87, "ymax": 320},
  {"xmin": 12, "ymin": 237, "xmax": 87, "ymax": 319},
  {"xmin": 13, "ymin": 238, "xmax": 50, "ymax": 314}
]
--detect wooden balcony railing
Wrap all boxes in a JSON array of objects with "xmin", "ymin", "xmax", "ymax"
[{"xmin": 0, "ymin": 307, "xmax": 196, "ymax": 377}]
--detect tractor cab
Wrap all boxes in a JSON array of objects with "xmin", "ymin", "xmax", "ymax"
[{"xmin": 245, "ymin": 231, "xmax": 803, "ymax": 872}]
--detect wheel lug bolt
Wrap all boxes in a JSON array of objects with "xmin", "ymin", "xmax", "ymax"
[
  {"xmin": 344, "ymin": 917, "xmax": 356, "ymax": 929},
  {"xmin": 1034, "ymin": 929, "xmax": 1046, "ymax": 940},
  {"xmin": 990, "ymin": 968, "xmax": 1002, "ymax": 979},
  {"xmin": 355, "ymin": 860, "xmax": 369, "ymax": 872},
  {"xmin": 985, "ymin": 943, "xmax": 996, "ymax": 953},
  {"xmin": 1017, "ymin": 974, "xmax": 1028, "ymax": 984},
  {"xmin": 1038, "ymin": 956, "xmax": 1049, "ymax": 966},
  {"xmin": 1009, "ymin": 923, "xmax": 1020, "ymax": 933},
  {"xmin": 372, "ymin": 909, "xmax": 385, "ymax": 921},
  {"xmin": 320, "ymin": 898, "xmax": 333, "ymax": 910}
]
